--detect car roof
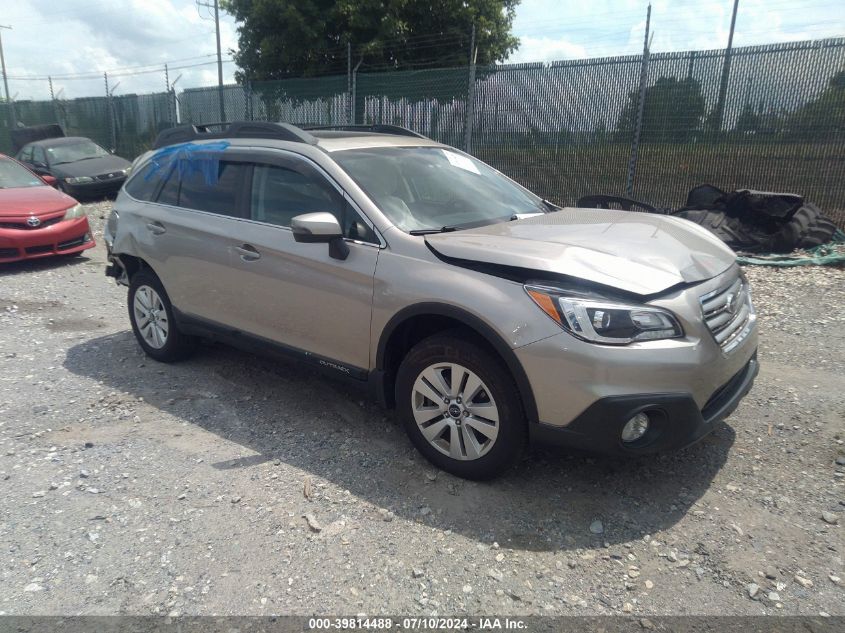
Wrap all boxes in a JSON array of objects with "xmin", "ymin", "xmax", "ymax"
[
  {"xmin": 307, "ymin": 131, "xmax": 444, "ymax": 153},
  {"xmin": 26, "ymin": 136, "xmax": 94, "ymax": 148},
  {"xmin": 151, "ymin": 122, "xmax": 445, "ymax": 155}
]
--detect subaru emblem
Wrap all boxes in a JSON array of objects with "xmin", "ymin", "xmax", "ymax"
[
  {"xmin": 27, "ymin": 216, "xmax": 41, "ymax": 228},
  {"xmin": 724, "ymin": 293, "xmax": 735, "ymax": 315}
]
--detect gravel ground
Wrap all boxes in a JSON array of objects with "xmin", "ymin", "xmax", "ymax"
[{"xmin": 0, "ymin": 200, "xmax": 843, "ymax": 617}]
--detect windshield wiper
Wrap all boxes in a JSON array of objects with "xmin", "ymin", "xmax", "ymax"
[{"xmin": 408, "ymin": 225, "xmax": 462, "ymax": 235}]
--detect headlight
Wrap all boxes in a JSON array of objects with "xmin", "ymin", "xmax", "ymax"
[
  {"xmin": 525, "ymin": 285, "xmax": 684, "ymax": 344},
  {"xmin": 62, "ymin": 204, "xmax": 86, "ymax": 221},
  {"xmin": 64, "ymin": 176, "xmax": 94, "ymax": 184},
  {"xmin": 122, "ymin": 166, "xmax": 131, "ymax": 176}
]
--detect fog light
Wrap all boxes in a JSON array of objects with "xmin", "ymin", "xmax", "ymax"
[{"xmin": 621, "ymin": 412, "xmax": 650, "ymax": 443}]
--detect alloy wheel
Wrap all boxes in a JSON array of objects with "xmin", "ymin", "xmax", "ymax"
[
  {"xmin": 133, "ymin": 285, "xmax": 169, "ymax": 349},
  {"xmin": 411, "ymin": 362, "xmax": 500, "ymax": 461}
]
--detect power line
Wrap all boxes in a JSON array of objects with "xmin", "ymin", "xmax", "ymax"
[{"xmin": 7, "ymin": 54, "xmax": 224, "ymax": 81}]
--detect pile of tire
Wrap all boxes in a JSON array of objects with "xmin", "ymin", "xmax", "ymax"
[
  {"xmin": 577, "ymin": 186, "xmax": 838, "ymax": 254},
  {"xmin": 674, "ymin": 185, "xmax": 838, "ymax": 253}
]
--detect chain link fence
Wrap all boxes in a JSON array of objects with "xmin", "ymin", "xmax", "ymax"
[
  {"xmin": 2, "ymin": 37, "xmax": 844, "ymax": 225},
  {"xmin": 0, "ymin": 91, "xmax": 175, "ymax": 160}
]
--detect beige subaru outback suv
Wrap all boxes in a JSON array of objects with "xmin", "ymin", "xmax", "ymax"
[{"xmin": 104, "ymin": 122, "xmax": 758, "ymax": 479}]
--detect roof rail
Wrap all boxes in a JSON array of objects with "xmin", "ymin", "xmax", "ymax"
[
  {"xmin": 152, "ymin": 121, "xmax": 317, "ymax": 149},
  {"xmin": 301, "ymin": 124, "xmax": 429, "ymax": 139}
]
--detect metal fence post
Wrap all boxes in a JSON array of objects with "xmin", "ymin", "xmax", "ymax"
[
  {"xmin": 104, "ymin": 72, "xmax": 117, "ymax": 151},
  {"xmin": 625, "ymin": 4, "xmax": 651, "ymax": 197},
  {"xmin": 48, "ymin": 75, "xmax": 58, "ymax": 123},
  {"xmin": 351, "ymin": 59, "xmax": 362, "ymax": 125},
  {"xmin": 165, "ymin": 64, "xmax": 174, "ymax": 125},
  {"xmin": 347, "ymin": 42, "xmax": 352, "ymax": 124},
  {"xmin": 464, "ymin": 24, "xmax": 477, "ymax": 153}
]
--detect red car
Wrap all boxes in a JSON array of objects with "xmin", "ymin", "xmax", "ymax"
[{"xmin": 0, "ymin": 153, "xmax": 95, "ymax": 263}]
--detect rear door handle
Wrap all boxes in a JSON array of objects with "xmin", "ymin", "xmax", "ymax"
[
  {"xmin": 235, "ymin": 244, "xmax": 261, "ymax": 261},
  {"xmin": 146, "ymin": 222, "xmax": 166, "ymax": 235}
]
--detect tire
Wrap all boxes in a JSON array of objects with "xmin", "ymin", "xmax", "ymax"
[
  {"xmin": 128, "ymin": 269, "xmax": 197, "ymax": 362},
  {"xmin": 675, "ymin": 208, "xmax": 770, "ymax": 252},
  {"xmin": 783, "ymin": 204, "xmax": 838, "ymax": 249},
  {"xmin": 395, "ymin": 333, "xmax": 526, "ymax": 480}
]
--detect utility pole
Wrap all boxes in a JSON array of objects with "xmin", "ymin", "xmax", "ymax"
[
  {"xmin": 712, "ymin": 0, "xmax": 740, "ymax": 134},
  {"xmin": 197, "ymin": 0, "xmax": 226, "ymax": 122},
  {"xmin": 0, "ymin": 24, "xmax": 15, "ymax": 127},
  {"xmin": 625, "ymin": 3, "xmax": 652, "ymax": 197}
]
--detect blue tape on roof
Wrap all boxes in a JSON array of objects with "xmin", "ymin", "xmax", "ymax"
[{"xmin": 145, "ymin": 140, "xmax": 231, "ymax": 186}]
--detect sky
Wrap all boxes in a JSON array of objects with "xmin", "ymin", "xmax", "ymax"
[{"xmin": 1, "ymin": 0, "xmax": 843, "ymax": 101}]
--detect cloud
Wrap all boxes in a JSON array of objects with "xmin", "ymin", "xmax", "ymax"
[
  {"xmin": 509, "ymin": 0, "xmax": 844, "ymax": 62},
  {"xmin": 508, "ymin": 36, "xmax": 587, "ymax": 63},
  {"xmin": 1, "ymin": 0, "xmax": 842, "ymax": 102},
  {"xmin": 3, "ymin": 0, "xmax": 238, "ymax": 100}
]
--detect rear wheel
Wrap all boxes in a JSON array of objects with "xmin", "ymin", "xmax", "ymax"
[
  {"xmin": 395, "ymin": 333, "xmax": 525, "ymax": 480},
  {"xmin": 128, "ymin": 270, "xmax": 197, "ymax": 362}
]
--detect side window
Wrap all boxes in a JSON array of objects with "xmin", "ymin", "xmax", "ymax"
[
  {"xmin": 125, "ymin": 161, "xmax": 165, "ymax": 201},
  {"xmin": 250, "ymin": 163, "xmax": 377, "ymax": 242},
  {"xmin": 151, "ymin": 160, "xmax": 246, "ymax": 217},
  {"xmin": 177, "ymin": 161, "xmax": 246, "ymax": 217},
  {"xmin": 18, "ymin": 146, "xmax": 33, "ymax": 163}
]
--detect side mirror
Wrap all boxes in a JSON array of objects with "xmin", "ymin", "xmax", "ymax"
[
  {"xmin": 41, "ymin": 174, "xmax": 57, "ymax": 187},
  {"xmin": 291, "ymin": 212, "xmax": 349, "ymax": 260}
]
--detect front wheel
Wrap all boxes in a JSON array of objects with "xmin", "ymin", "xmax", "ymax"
[
  {"xmin": 395, "ymin": 333, "xmax": 526, "ymax": 480},
  {"xmin": 128, "ymin": 270, "xmax": 197, "ymax": 362}
]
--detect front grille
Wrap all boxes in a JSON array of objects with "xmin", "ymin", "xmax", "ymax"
[
  {"xmin": 96, "ymin": 171, "xmax": 124, "ymax": 181},
  {"xmin": 0, "ymin": 217, "xmax": 63, "ymax": 230},
  {"xmin": 0, "ymin": 247, "xmax": 20, "ymax": 259},
  {"xmin": 25, "ymin": 244, "xmax": 53, "ymax": 255},
  {"xmin": 700, "ymin": 277, "xmax": 754, "ymax": 353}
]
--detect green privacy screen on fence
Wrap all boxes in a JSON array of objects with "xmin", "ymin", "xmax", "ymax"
[
  {"xmin": 2, "ymin": 38, "xmax": 844, "ymax": 224},
  {"xmin": 0, "ymin": 92, "xmax": 175, "ymax": 160}
]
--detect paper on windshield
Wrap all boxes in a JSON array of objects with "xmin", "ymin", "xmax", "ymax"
[{"xmin": 441, "ymin": 149, "xmax": 480, "ymax": 175}]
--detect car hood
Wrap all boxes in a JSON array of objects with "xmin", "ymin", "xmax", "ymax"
[
  {"xmin": 0, "ymin": 185, "xmax": 77, "ymax": 217},
  {"xmin": 425, "ymin": 208, "xmax": 736, "ymax": 296},
  {"xmin": 51, "ymin": 155, "xmax": 130, "ymax": 178}
]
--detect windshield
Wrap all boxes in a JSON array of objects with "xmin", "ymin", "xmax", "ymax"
[
  {"xmin": 333, "ymin": 146, "xmax": 545, "ymax": 232},
  {"xmin": 46, "ymin": 141, "xmax": 109, "ymax": 165},
  {"xmin": 0, "ymin": 159, "xmax": 45, "ymax": 189}
]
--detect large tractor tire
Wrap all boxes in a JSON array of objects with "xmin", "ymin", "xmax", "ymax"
[
  {"xmin": 674, "ymin": 209, "xmax": 770, "ymax": 252},
  {"xmin": 774, "ymin": 203, "xmax": 838, "ymax": 250}
]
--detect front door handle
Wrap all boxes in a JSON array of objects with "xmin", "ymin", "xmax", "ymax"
[
  {"xmin": 235, "ymin": 244, "xmax": 261, "ymax": 262},
  {"xmin": 145, "ymin": 222, "xmax": 166, "ymax": 235}
]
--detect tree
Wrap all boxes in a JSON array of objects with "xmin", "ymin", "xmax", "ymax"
[
  {"xmin": 783, "ymin": 69, "xmax": 845, "ymax": 140},
  {"xmin": 222, "ymin": 0, "xmax": 521, "ymax": 82},
  {"xmin": 615, "ymin": 76, "xmax": 705, "ymax": 143}
]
